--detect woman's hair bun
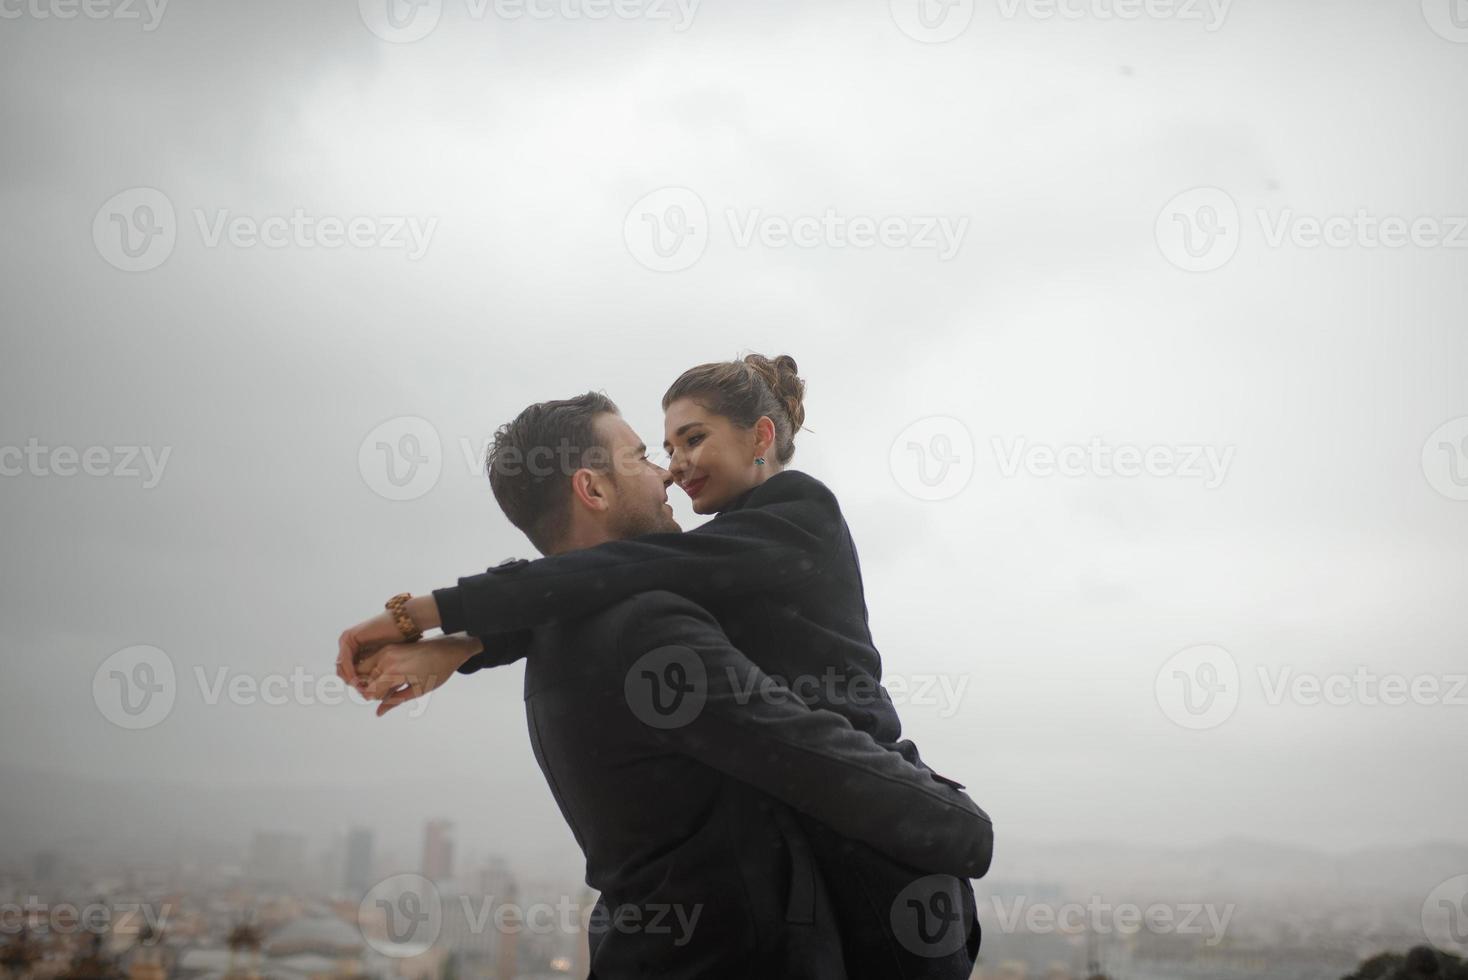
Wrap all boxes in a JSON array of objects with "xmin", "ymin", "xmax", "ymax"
[{"xmin": 744, "ymin": 353, "xmax": 805, "ymax": 433}]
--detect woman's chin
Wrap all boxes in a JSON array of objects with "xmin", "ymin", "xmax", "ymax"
[{"xmin": 691, "ymin": 494, "xmax": 724, "ymax": 515}]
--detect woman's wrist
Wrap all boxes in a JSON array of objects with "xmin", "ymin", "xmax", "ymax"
[{"xmin": 406, "ymin": 594, "xmax": 444, "ymax": 633}]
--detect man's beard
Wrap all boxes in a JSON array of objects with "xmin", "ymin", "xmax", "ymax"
[{"xmin": 607, "ymin": 483, "xmax": 681, "ymax": 539}]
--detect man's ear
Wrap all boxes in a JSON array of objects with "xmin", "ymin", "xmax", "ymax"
[
  {"xmin": 569, "ymin": 468, "xmax": 610, "ymax": 512},
  {"xmin": 753, "ymin": 416, "xmax": 777, "ymax": 458}
]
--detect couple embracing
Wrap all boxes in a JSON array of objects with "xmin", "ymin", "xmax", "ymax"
[{"xmin": 336, "ymin": 354, "xmax": 994, "ymax": 979}]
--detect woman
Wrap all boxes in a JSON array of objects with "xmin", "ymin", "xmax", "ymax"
[{"xmin": 343, "ymin": 354, "xmax": 988, "ymax": 977}]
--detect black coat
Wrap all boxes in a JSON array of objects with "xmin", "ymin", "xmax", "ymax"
[
  {"xmin": 438, "ymin": 469, "xmax": 992, "ymax": 976},
  {"xmin": 523, "ymin": 589, "xmax": 989, "ymax": 978}
]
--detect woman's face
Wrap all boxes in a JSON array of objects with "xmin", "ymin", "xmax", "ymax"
[{"xmin": 663, "ymin": 397, "xmax": 764, "ymax": 514}]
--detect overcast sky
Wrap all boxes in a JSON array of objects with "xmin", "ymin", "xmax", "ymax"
[{"xmin": 2, "ymin": 0, "xmax": 1466, "ymax": 871}]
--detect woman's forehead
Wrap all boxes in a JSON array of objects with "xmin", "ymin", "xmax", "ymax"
[{"xmin": 663, "ymin": 397, "xmax": 713, "ymax": 428}]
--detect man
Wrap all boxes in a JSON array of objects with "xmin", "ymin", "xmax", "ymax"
[{"xmin": 344, "ymin": 394, "xmax": 991, "ymax": 977}]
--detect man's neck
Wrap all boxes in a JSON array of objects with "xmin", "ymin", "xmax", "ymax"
[{"xmin": 549, "ymin": 524, "xmax": 616, "ymax": 555}]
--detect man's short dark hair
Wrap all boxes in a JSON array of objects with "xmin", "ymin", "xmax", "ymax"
[{"xmin": 486, "ymin": 391, "xmax": 620, "ymax": 554}]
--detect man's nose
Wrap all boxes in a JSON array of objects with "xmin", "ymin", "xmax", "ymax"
[{"xmin": 659, "ymin": 465, "xmax": 675, "ymax": 488}]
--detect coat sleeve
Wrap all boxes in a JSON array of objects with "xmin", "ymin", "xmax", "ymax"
[
  {"xmin": 612, "ymin": 591, "xmax": 994, "ymax": 879},
  {"xmin": 446, "ymin": 472, "xmax": 842, "ymax": 672}
]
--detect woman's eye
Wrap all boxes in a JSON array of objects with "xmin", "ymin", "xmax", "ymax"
[{"xmin": 687, "ymin": 434, "xmax": 704, "ymax": 447}]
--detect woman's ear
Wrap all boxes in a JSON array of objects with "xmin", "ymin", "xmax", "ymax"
[{"xmin": 753, "ymin": 416, "xmax": 777, "ymax": 459}]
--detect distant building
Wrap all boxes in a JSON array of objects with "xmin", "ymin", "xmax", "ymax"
[
  {"xmin": 343, "ymin": 829, "xmax": 374, "ymax": 896},
  {"xmin": 421, "ymin": 822, "xmax": 453, "ymax": 883}
]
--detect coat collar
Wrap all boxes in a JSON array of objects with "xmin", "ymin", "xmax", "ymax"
[{"xmin": 720, "ymin": 470, "xmax": 789, "ymax": 514}]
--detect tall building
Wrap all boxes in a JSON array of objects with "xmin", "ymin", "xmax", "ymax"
[
  {"xmin": 344, "ymin": 827, "xmax": 374, "ymax": 895},
  {"xmin": 421, "ymin": 820, "xmax": 454, "ymax": 882},
  {"xmin": 493, "ymin": 880, "xmax": 518, "ymax": 980}
]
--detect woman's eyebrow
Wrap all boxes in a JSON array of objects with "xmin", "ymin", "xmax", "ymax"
[{"xmin": 662, "ymin": 422, "xmax": 705, "ymax": 450}]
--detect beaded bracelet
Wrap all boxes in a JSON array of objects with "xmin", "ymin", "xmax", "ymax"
[{"xmin": 385, "ymin": 592, "xmax": 424, "ymax": 642}]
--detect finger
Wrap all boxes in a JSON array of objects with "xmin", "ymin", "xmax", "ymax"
[
  {"xmin": 354, "ymin": 650, "xmax": 381, "ymax": 682},
  {"xmin": 338, "ymin": 631, "xmax": 361, "ymax": 687},
  {"xmin": 363, "ymin": 669, "xmax": 404, "ymax": 702},
  {"xmin": 377, "ymin": 684, "xmax": 417, "ymax": 717}
]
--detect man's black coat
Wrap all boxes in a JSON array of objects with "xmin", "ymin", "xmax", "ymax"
[
  {"xmin": 522, "ymin": 589, "xmax": 988, "ymax": 977},
  {"xmin": 439, "ymin": 470, "xmax": 993, "ymax": 976}
]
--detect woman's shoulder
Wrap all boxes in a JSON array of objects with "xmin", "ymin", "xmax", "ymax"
[{"xmin": 748, "ymin": 468, "xmax": 841, "ymax": 510}]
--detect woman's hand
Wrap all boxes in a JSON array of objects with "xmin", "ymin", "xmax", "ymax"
[
  {"xmin": 336, "ymin": 595, "xmax": 444, "ymax": 688},
  {"xmin": 353, "ymin": 634, "xmax": 484, "ymax": 717}
]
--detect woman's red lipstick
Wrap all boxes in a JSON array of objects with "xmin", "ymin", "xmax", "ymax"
[{"xmin": 681, "ymin": 476, "xmax": 708, "ymax": 498}]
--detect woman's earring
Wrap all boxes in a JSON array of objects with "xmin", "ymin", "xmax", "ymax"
[{"xmin": 754, "ymin": 457, "xmax": 766, "ymax": 466}]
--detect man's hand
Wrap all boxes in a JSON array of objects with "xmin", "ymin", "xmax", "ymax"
[
  {"xmin": 354, "ymin": 634, "xmax": 483, "ymax": 717},
  {"xmin": 337, "ymin": 595, "xmax": 444, "ymax": 688}
]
